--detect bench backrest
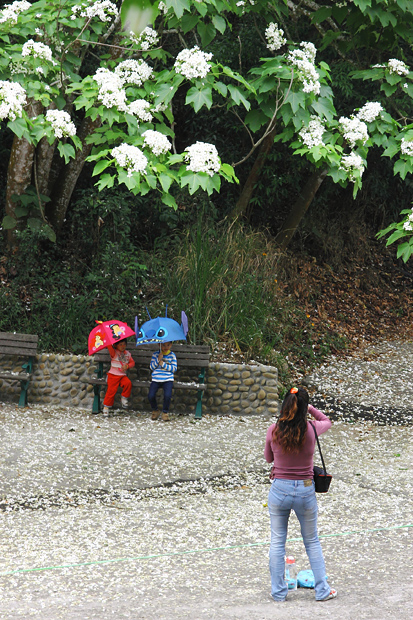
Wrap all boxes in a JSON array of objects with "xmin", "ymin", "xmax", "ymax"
[
  {"xmin": 92, "ymin": 343, "xmax": 210, "ymax": 368},
  {"xmin": 0, "ymin": 332, "xmax": 39, "ymax": 356}
]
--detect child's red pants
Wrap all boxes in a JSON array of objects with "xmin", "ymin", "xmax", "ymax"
[{"xmin": 103, "ymin": 373, "xmax": 132, "ymax": 406}]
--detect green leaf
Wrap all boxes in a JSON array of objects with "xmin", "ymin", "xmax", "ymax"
[
  {"xmin": 159, "ymin": 173, "xmax": 173, "ymax": 192},
  {"xmin": 92, "ymin": 159, "xmax": 111, "ymax": 176},
  {"xmin": 181, "ymin": 14, "xmax": 199, "ymax": 33},
  {"xmin": 166, "ymin": 0, "xmax": 190, "ymax": 19},
  {"xmin": 386, "ymin": 229, "xmax": 408, "ymax": 245},
  {"xmin": 212, "ymin": 15, "xmax": 226, "ymax": 34},
  {"xmin": 197, "ymin": 21, "xmax": 216, "ymax": 47},
  {"xmin": 285, "ymin": 90, "xmax": 306, "ymax": 114},
  {"xmin": 27, "ymin": 217, "xmax": 42, "ymax": 231},
  {"xmin": 213, "ymin": 81, "xmax": 228, "ymax": 97},
  {"xmin": 381, "ymin": 83, "xmax": 397, "ymax": 97},
  {"xmin": 180, "ymin": 171, "xmax": 201, "ymax": 194},
  {"xmin": 96, "ymin": 174, "xmax": 115, "ymax": 190},
  {"xmin": 57, "ymin": 143, "xmax": 76, "ymax": 164},
  {"xmin": 44, "ymin": 225, "xmax": 56, "ymax": 243},
  {"xmin": 227, "ymin": 84, "xmax": 250, "ymax": 110},
  {"xmin": 397, "ymin": 242, "xmax": 413, "ymax": 262},
  {"xmin": 7, "ymin": 117, "xmax": 29, "ymax": 140},
  {"xmin": 14, "ymin": 206, "xmax": 29, "ymax": 218},
  {"xmin": 394, "ymin": 158, "xmax": 413, "ymax": 179},
  {"xmin": 2, "ymin": 215, "xmax": 17, "ymax": 229},
  {"xmin": 244, "ymin": 109, "xmax": 267, "ymax": 132},
  {"xmin": 161, "ymin": 193, "xmax": 178, "ymax": 208},
  {"xmin": 186, "ymin": 86, "xmax": 213, "ymax": 111}
]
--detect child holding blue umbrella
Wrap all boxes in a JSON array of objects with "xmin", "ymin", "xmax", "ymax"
[{"xmin": 148, "ymin": 342, "xmax": 177, "ymax": 421}]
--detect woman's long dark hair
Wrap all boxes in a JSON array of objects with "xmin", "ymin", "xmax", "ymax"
[{"xmin": 273, "ymin": 387, "xmax": 309, "ymax": 453}]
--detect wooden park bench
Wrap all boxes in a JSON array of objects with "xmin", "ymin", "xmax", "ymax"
[
  {"xmin": 88, "ymin": 343, "xmax": 210, "ymax": 419},
  {"xmin": 0, "ymin": 332, "xmax": 39, "ymax": 406}
]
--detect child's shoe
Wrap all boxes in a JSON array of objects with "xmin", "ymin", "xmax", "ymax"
[
  {"xmin": 121, "ymin": 397, "xmax": 129, "ymax": 409},
  {"xmin": 317, "ymin": 589, "xmax": 337, "ymax": 602},
  {"xmin": 162, "ymin": 412, "xmax": 170, "ymax": 422},
  {"xmin": 103, "ymin": 406, "xmax": 110, "ymax": 416},
  {"xmin": 151, "ymin": 410, "xmax": 160, "ymax": 420}
]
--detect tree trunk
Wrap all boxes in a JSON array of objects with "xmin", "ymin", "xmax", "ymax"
[
  {"xmin": 46, "ymin": 115, "xmax": 102, "ymax": 232},
  {"xmin": 5, "ymin": 100, "xmax": 44, "ymax": 248},
  {"xmin": 275, "ymin": 167, "xmax": 328, "ymax": 251},
  {"xmin": 230, "ymin": 126, "xmax": 277, "ymax": 220}
]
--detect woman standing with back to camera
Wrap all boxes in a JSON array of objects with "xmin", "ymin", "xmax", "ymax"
[{"xmin": 264, "ymin": 386, "xmax": 337, "ymax": 602}]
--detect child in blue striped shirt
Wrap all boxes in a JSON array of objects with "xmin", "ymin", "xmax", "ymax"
[{"xmin": 148, "ymin": 341, "xmax": 177, "ymax": 421}]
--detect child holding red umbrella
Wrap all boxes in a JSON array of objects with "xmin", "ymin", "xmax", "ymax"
[{"xmin": 103, "ymin": 339, "xmax": 135, "ymax": 415}]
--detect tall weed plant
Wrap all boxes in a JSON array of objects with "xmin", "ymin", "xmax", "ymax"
[{"xmin": 162, "ymin": 219, "xmax": 284, "ymax": 358}]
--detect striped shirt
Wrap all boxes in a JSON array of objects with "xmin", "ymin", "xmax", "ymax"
[
  {"xmin": 150, "ymin": 350, "xmax": 177, "ymax": 382},
  {"xmin": 107, "ymin": 346, "xmax": 135, "ymax": 377}
]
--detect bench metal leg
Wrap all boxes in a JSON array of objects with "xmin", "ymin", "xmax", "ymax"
[
  {"xmin": 19, "ymin": 358, "xmax": 33, "ymax": 407},
  {"xmin": 92, "ymin": 361, "xmax": 104, "ymax": 414},
  {"xmin": 195, "ymin": 368, "xmax": 206, "ymax": 419},
  {"xmin": 18, "ymin": 380, "xmax": 29, "ymax": 407}
]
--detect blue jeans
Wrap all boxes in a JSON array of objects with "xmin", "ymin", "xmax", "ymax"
[
  {"xmin": 148, "ymin": 381, "xmax": 173, "ymax": 413},
  {"xmin": 268, "ymin": 479, "xmax": 331, "ymax": 601}
]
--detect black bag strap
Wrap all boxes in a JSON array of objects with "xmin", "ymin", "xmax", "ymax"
[{"xmin": 310, "ymin": 422, "xmax": 327, "ymax": 475}]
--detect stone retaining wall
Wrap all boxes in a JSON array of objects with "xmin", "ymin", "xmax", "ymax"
[{"xmin": 0, "ymin": 354, "xmax": 279, "ymax": 415}]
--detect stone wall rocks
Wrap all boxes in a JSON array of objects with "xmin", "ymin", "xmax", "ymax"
[{"xmin": 0, "ymin": 354, "xmax": 279, "ymax": 415}]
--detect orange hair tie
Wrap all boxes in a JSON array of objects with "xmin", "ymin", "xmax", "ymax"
[{"xmin": 290, "ymin": 387, "xmax": 298, "ymax": 394}]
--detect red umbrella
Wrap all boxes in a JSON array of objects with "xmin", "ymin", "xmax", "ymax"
[{"xmin": 88, "ymin": 320, "xmax": 135, "ymax": 355}]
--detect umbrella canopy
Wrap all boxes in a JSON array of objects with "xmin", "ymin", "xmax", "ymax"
[
  {"xmin": 135, "ymin": 311, "xmax": 188, "ymax": 345},
  {"xmin": 88, "ymin": 320, "xmax": 135, "ymax": 355}
]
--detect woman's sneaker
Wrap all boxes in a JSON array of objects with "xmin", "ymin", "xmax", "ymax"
[
  {"xmin": 121, "ymin": 397, "xmax": 129, "ymax": 409},
  {"xmin": 103, "ymin": 406, "xmax": 110, "ymax": 416},
  {"xmin": 317, "ymin": 589, "xmax": 337, "ymax": 602}
]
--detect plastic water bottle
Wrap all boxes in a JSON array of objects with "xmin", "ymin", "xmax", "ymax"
[{"xmin": 285, "ymin": 556, "xmax": 298, "ymax": 590}]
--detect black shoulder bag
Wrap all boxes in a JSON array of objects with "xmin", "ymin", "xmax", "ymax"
[{"xmin": 310, "ymin": 422, "xmax": 332, "ymax": 493}]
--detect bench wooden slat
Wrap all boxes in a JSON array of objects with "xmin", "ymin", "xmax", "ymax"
[
  {"xmin": 0, "ymin": 332, "xmax": 39, "ymax": 407},
  {"xmin": 0, "ymin": 333, "xmax": 39, "ymax": 344},
  {"xmin": 0, "ymin": 345, "xmax": 38, "ymax": 356}
]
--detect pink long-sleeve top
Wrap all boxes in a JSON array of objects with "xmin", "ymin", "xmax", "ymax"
[
  {"xmin": 264, "ymin": 405, "xmax": 332, "ymax": 480},
  {"xmin": 107, "ymin": 345, "xmax": 135, "ymax": 377}
]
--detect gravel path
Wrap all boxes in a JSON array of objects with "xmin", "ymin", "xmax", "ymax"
[{"xmin": 0, "ymin": 340, "xmax": 412, "ymax": 619}]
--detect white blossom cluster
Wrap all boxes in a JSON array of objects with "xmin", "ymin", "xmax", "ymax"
[
  {"xmin": 128, "ymin": 99, "xmax": 152, "ymax": 122},
  {"xmin": 93, "ymin": 62, "xmax": 155, "ymax": 118},
  {"xmin": 300, "ymin": 41, "xmax": 317, "ymax": 64},
  {"xmin": 339, "ymin": 152, "xmax": 365, "ymax": 182},
  {"xmin": 71, "ymin": 0, "xmax": 118, "ymax": 22},
  {"xmin": 287, "ymin": 44, "xmax": 320, "ymax": 95},
  {"xmin": 265, "ymin": 23, "xmax": 287, "ymax": 52},
  {"xmin": 130, "ymin": 26, "xmax": 159, "ymax": 51},
  {"xmin": 142, "ymin": 130, "xmax": 171, "ymax": 155},
  {"xmin": 174, "ymin": 47, "xmax": 213, "ymax": 80},
  {"xmin": 184, "ymin": 141, "xmax": 220, "ymax": 176},
  {"xmin": 339, "ymin": 116, "xmax": 368, "ymax": 148},
  {"xmin": 158, "ymin": 1, "xmax": 168, "ymax": 14},
  {"xmin": 93, "ymin": 68, "xmax": 128, "ymax": 110},
  {"xmin": 0, "ymin": 0, "xmax": 31, "ymax": 24},
  {"xmin": 401, "ymin": 138, "xmax": 413, "ymax": 156},
  {"xmin": 115, "ymin": 59, "xmax": 154, "ymax": 87},
  {"xmin": 22, "ymin": 40, "xmax": 54, "ymax": 63},
  {"xmin": 45, "ymin": 109, "xmax": 76, "ymax": 139},
  {"xmin": 356, "ymin": 101, "xmax": 383, "ymax": 123},
  {"xmin": 0, "ymin": 79, "xmax": 26, "ymax": 121},
  {"xmin": 403, "ymin": 209, "xmax": 413, "ymax": 231},
  {"xmin": 111, "ymin": 143, "xmax": 148, "ymax": 177},
  {"xmin": 387, "ymin": 58, "xmax": 409, "ymax": 76},
  {"xmin": 299, "ymin": 115, "xmax": 325, "ymax": 148}
]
